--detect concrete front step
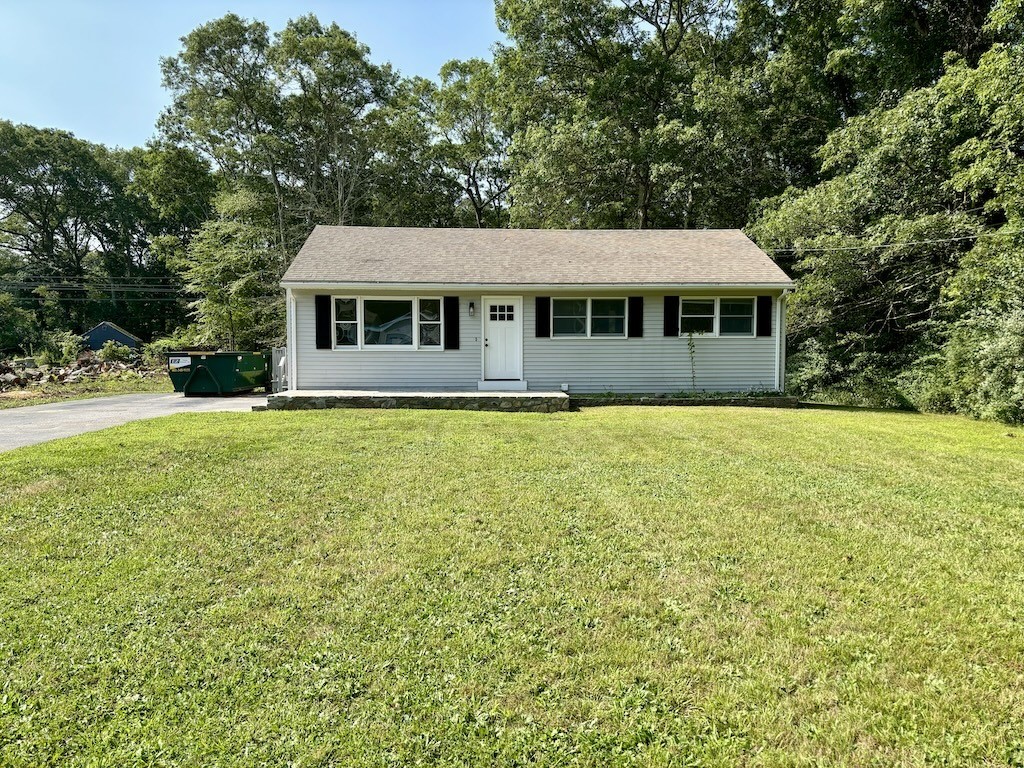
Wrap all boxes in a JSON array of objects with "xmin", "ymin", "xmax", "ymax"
[{"xmin": 266, "ymin": 389, "xmax": 570, "ymax": 413}]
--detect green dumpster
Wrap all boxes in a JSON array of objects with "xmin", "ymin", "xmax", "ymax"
[{"xmin": 167, "ymin": 351, "xmax": 268, "ymax": 396}]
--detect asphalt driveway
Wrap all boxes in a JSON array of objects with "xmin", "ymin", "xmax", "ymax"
[{"xmin": 0, "ymin": 393, "xmax": 266, "ymax": 453}]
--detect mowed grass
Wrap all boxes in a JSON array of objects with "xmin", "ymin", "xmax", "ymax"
[{"xmin": 1, "ymin": 407, "xmax": 1023, "ymax": 767}]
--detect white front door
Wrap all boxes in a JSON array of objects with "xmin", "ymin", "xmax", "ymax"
[{"xmin": 482, "ymin": 296, "xmax": 523, "ymax": 380}]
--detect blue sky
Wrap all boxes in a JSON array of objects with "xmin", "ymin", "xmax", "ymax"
[{"xmin": 0, "ymin": 0, "xmax": 502, "ymax": 148}]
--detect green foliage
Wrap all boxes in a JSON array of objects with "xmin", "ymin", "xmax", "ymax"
[
  {"xmin": 496, "ymin": 0, "xmax": 736, "ymax": 228},
  {"xmin": 493, "ymin": 0, "xmax": 1000, "ymax": 229},
  {"xmin": 96, "ymin": 340, "xmax": 133, "ymax": 363},
  {"xmin": 431, "ymin": 59, "xmax": 511, "ymax": 227},
  {"xmin": 752, "ymin": 40, "xmax": 1024, "ymax": 422},
  {"xmin": 36, "ymin": 330, "xmax": 84, "ymax": 366},
  {"xmin": 0, "ymin": 121, "xmax": 214, "ymax": 340},
  {"xmin": 142, "ymin": 326, "xmax": 208, "ymax": 368},
  {"xmin": 171, "ymin": 189, "xmax": 285, "ymax": 350},
  {"xmin": 906, "ymin": 311, "xmax": 1024, "ymax": 424},
  {"xmin": 2, "ymin": 408, "xmax": 1023, "ymax": 763},
  {"xmin": 0, "ymin": 292, "xmax": 38, "ymax": 354}
]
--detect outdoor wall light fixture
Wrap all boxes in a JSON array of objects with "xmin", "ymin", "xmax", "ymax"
[{"xmin": 468, "ymin": 301, "xmax": 475, "ymax": 316}]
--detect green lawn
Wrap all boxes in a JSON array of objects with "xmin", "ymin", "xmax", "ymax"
[
  {"xmin": 1, "ymin": 407, "xmax": 1022, "ymax": 766},
  {"xmin": 0, "ymin": 373, "xmax": 172, "ymax": 409}
]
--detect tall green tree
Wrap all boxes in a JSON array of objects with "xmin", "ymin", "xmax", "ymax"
[
  {"xmin": 159, "ymin": 13, "xmax": 460, "ymax": 346},
  {"xmin": 496, "ymin": 0, "xmax": 742, "ymax": 228},
  {"xmin": 750, "ymin": 40, "xmax": 1024, "ymax": 416},
  {"xmin": 172, "ymin": 187, "xmax": 283, "ymax": 350},
  {"xmin": 495, "ymin": 0, "xmax": 1002, "ymax": 230},
  {"xmin": 430, "ymin": 59, "xmax": 511, "ymax": 227},
  {"xmin": 361, "ymin": 77, "xmax": 463, "ymax": 227},
  {"xmin": 0, "ymin": 122, "xmax": 209, "ymax": 340}
]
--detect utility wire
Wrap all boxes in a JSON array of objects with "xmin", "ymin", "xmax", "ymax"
[
  {"xmin": 0, "ymin": 283, "xmax": 184, "ymax": 293},
  {"xmin": 15, "ymin": 275, "xmax": 181, "ymax": 282},
  {"xmin": 13, "ymin": 296, "xmax": 190, "ymax": 303},
  {"xmin": 5, "ymin": 294, "xmax": 282, "ymax": 303},
  {"xmin": 769, "ymin": 229, "xmax": 1022, "ymax": 254}
]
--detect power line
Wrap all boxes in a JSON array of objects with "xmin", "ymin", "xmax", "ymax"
[
  {"xmin": 14, "ymin": 296, "xmax": 189, "ymax": 303},
  {"xmin": 16, "ymin": 274, "xmax": 181, "ymax": 282},
  {"xmin": 4, "ymin": 294, "xmax": 282, "ymax": 303},
  {"xmin": 769, "ymin": 229, "xmax": 1023, "ymax": 254},
  {"xmin": 0, "ymin": 283, "xmax": 184, "ymax": 293}
]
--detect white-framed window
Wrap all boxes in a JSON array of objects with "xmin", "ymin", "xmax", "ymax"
[
  {"xmin": 719, "ymin": 298, "xmax": 755, "ymax": 336},
  {"xmin": 590, "ymin": 298, "xmax": 626, "ymax": 336},
  {"xmin": 552, "ymin": 298, "xmax": 587, "ymax": 336},
  {"xmin": 680, "ymin": 299, "xmax": 715, "ymax": 335},
  {"xmin": 332, "ymin": 296, "xmax": 444, "ymax": 350},
  {"xmin": 552, "ymin": 298, "xmax": 627, "ymax": 338},
  {"xmin": 334, "ymin": 297, "xmax": 359, "ymax": 346},
  {"xmin": 418, "ymin": 298, "xmax": 442, "ymax": 347},
  {"xmin": 678, "ymin": 297, "xmax": 757, "ymax": 338}
]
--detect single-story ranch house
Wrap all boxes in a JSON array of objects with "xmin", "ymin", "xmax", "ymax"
[{"xmin": 280, "ymin": 226, "xmax": 793, "ymax": 395}]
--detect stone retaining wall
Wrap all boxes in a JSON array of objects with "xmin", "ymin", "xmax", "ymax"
[{"xmin": 571, "ymin": 395, "xmax": 800, "ymax": 408}]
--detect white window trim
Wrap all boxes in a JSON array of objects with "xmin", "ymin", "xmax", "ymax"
[
  {"xmin": 717, "ymin": 296, "xmax": 757, "ymax": 338},
  {"xmin": 679, "ymin": 298, "xmax": 718, "ymax": 337},
  {"xmin": 550, "ymin": 297, "xmax": 628, "ymax": 339},
  {"xmin": 331, "ymin": 296, "xmax": 445, "ymax": 351},
  {"xmin": 679, "ymin": 297, "xmax": 757, "ymax": 339}
]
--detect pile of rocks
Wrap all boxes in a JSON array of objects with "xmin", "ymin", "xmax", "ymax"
[{"xmin": 0, "ymin": 352, "xmax": 163, "ymax": 391}]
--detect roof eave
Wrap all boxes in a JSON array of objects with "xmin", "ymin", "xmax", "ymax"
[{"xmin": 281, "ymin": 280, "xmax": 795, "ymax": 291}]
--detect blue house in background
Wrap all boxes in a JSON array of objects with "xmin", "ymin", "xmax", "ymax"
[{"xmin": 81, "ymin": 321, "xmax": 142, "ymax": 351}]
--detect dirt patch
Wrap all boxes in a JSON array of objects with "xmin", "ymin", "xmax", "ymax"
[{"xmin": 0, "ymin": 390, "xmax": 38, "ymax": 401}]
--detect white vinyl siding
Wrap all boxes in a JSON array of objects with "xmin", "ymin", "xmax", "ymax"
[
  {"xmin": 293, "ymin": 290, "xmax": 480, "ymax": 389},
  {"xmin": 290, "ymin": 290, "xmax": 781, "ymax": 393},
  {"xmin": 523, "ymin": 292, "xmax": 779, "ymax": 393}
]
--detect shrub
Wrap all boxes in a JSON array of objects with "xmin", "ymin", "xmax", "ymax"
[
  {"xmin": 36, "ymin": 330, "xmax": 84, "ymax": 366},
  {"xmin": 143, "ymin": 326, "xmax": 207, "ymax": 368},
  {"xmin": 786, "ymin": 339, "xmax": 915, "ymax": 410},
  {"xmin": 0, "ymin": 293, "xmax": 39, "ymax": 354},
  {"xmin": 966, "ymin": 311, "xmax": 1024, "ymax": 424},
  {"xmin": 906, "ymin": 309, "xmax": 1024, "ymax": 424},
  {"xmin": 97, "ymin": 340, "xmax": 133, "ymax": 363}
]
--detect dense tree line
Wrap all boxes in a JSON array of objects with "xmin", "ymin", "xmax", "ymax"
[{"xmin": 2, "ymin": 1, "xmax": 1022, "ymax": 419}]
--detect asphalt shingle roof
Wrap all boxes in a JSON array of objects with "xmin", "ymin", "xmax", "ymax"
[{"xmin": 282, "ymin": 226, "xmax": 793, "ymax": 287}]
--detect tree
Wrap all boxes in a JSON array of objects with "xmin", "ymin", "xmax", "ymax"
[
  {"xmin": 0, "ymin": 122, "xmax": 205, "ymax": 341},
  {"xmin": 494, "ymin": 0, "xmax": 1003, "ymax": 231},
  {"xmin": 157, "ymin": 13, "xmax": 463, "ymax": 346},
  {"xmin": 361, "ymin": 77, "xmax": 463, "ymax": 227},
  {"xmin": 172, "ymin": 187, "xmax": 283, "ymax": 350},
  {"xmin": 496, "ymin": 0, "xmax": 741, "ymax": 228},
  {"xmin": 749, "ymin": 41, "xmax": 1024, "ymax": 412},
  {"xmin": 431, "ymin": 59, "xmax": 511, "ymax": 227},
  {"xmin": 160, "ymin": 14, "xmax": 405, "ymax": 252}
]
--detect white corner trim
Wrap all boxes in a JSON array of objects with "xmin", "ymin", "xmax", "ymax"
[
  {"xmin": 775, "ymin": 291, "xmax": 789, "ymax": 391},
  {"xmin": 286, "ymin": 287, "xmax": 297, "ymax": 389}
]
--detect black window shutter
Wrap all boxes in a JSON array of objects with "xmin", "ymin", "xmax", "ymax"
[
  {"xmin": 443, "ymin": 296, "xmax": 460, "ymax": 349},
  {"xmin": 535, "ymin": 297, "xmax": 551, "ymax": 337},
  {"xmin": 663, "ymin": 296, "xmax": 679, "ymax": 336},
  {"xmin": 314, "ymin": 295, "xmax": 332, "ymax": 349},
  {"xmin": 756, "ymin": 295, "xmax": 772, "ymax": 337},
  {"xmin": 627, "ymin": 297, "xmax": 643, "ymax": 337}
]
